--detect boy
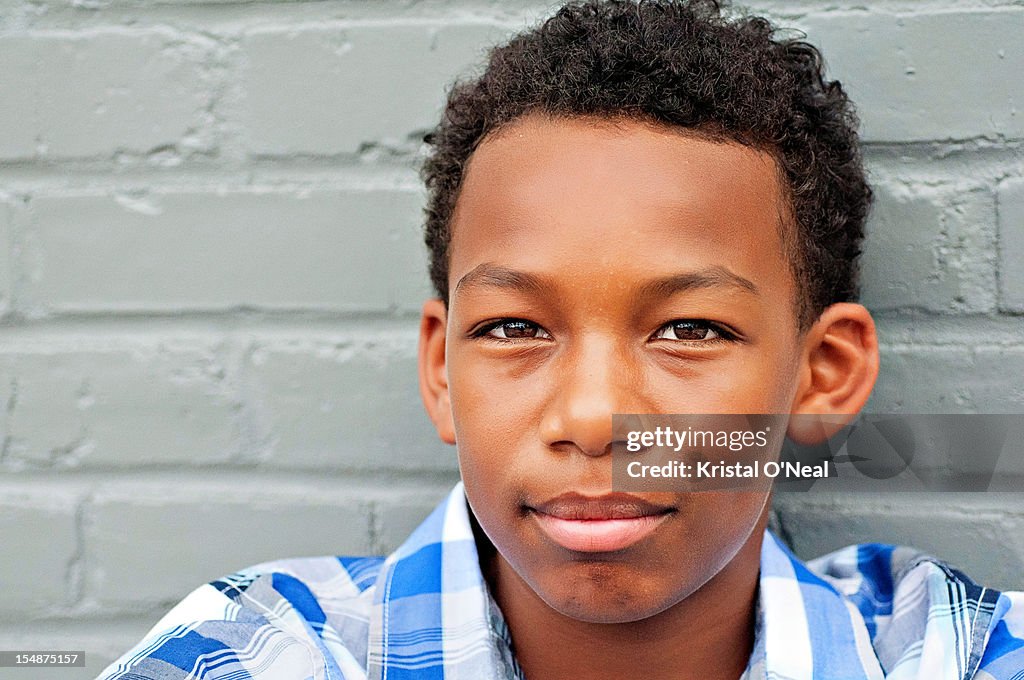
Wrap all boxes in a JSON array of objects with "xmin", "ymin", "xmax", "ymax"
[{"xmin": 96, "ymin": 1, "xmax": 1024, "ymax": 679}]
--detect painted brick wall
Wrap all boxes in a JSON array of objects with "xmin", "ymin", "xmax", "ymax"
[{"xmin": 0, "ymin": 0, "xmax": 1021, "ymax": 677}]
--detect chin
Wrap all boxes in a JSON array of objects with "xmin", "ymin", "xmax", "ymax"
[{"xmin": 533, "ymin": 562, "xmax": 696, "ymax": 624}]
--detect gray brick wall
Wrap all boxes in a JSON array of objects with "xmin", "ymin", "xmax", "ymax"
[{"xmin": 0, "ymin": 0, "xmax": 1021, "ymax": 676}]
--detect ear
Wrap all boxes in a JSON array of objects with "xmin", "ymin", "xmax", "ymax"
[
  {"xmin": 787, "ymin": 302, "xmax": 879, "ymax": 445},
  {"xmin": 418, "ymin": 298, "xmax": 456, "ymax": 445}
]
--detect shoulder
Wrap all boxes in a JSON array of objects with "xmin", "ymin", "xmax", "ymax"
[
  {"xmin": 805, "ymin": 541, "xmax": 1024, "ymax": 679},
  {"xmin": 94, "ymin": 554, "xmax": 385, "ymax": 680},
  {"xmin": 976, "ymin": 590, "xmax": 1024, "ymax": 680}
]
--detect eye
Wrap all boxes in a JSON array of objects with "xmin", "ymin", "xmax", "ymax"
[
  {"xmin": 652, "ymin": 320, "xmax": 733, "ymax": 342},
  {"xmin": 477, "ymin": 319, "xmax": 552, "ymax": 341}
]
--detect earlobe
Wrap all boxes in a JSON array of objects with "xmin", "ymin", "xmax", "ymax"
[
  {"xmin": 787, "ymin": 302, "xmax": 880, "ymax": 445},
  {"xmin": 418, "ymin": 298, "xmax": 457, "ymax": 445}
]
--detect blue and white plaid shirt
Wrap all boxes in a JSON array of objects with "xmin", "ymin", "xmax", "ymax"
[{"xmin": 97, "ymin": 483, "xmax": 1024, "ymax": 680}]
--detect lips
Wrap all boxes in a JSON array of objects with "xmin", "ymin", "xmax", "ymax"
[{"xmin": 529, "ymin": 493, "xmax": 674, "ymax": 553}]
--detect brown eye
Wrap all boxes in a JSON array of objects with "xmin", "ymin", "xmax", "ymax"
[
  {"xmin": 485, "ymin": 320, "xmax": 551, "ymax": 340},
  {"xmin": 672, "ymin": 321, "xmax": 715, "ymax": 340},
  {"xmin": 653, "ymin": 320, "xmax": 727, "ymax": 342}
]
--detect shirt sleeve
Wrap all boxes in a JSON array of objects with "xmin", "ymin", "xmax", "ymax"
[{"xmin": 94, "ymin": 572, "xmax": 367, "ymax": 680}]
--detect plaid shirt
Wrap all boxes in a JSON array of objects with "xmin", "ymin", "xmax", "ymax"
[{"xmin": 97, "ymin": 483, "xmax": 1024, "ymax": 680}]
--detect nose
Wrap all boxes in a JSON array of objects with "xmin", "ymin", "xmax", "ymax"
[{"xmin": 539, "ymin": 337, "xmax": 637, "ymax": 458}]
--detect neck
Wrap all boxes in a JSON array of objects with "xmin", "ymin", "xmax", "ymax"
[{"xmin": 488, "ymin": 513, "xmax": 767, "ymax": 680}]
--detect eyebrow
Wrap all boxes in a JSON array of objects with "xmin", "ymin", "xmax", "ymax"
[
  {"xmin": 453, "ymin": 263, "xmax": 758, "ymax": 299},
  {"xmin": 635, "ymin": 266, "xmax": 759, "ymax": 299},
  {"xmin": 454, "ymin": 263, "xmax": 547, "ymax": 297}
]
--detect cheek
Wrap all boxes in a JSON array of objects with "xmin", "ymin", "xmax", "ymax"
[
  {"xmin": 458, "ymin": 448, "xmax": 536, "ymax": 580},
  {"xmin": 715, "ymin": 343, "xmax": 802, "ymax": 412},
  {"xmin": 448, "ymin": 356, "xmax": 549, "ymax": 469},
  {"xmin": 647, "ymin": 359, "xmax": 795, "ymax": 415},
  {"xmin": 445, "ymin": 354, "xmax": 535, "ymax": 539}
]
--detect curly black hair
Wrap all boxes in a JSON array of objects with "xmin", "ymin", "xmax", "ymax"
[{"xmin": 421, "ymin": 0, "xmax": 872, "ymax": 330}]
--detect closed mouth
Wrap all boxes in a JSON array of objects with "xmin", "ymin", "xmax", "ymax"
[{"xmin": 528, "ymin": 492, "xmax": 675, "ymax": 553}]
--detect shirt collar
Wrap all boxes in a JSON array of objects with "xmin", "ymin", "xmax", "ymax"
[
  {"xmin": 756, "ymin": 530, "xmax": 884, "ymax": 680},
  {"xmin": 364, "ymin": 483, "xmax": 997, "ymax": 680},
  {"xmin": 367, "ymin": 483, "xmax": 511, "ymax": 680}
]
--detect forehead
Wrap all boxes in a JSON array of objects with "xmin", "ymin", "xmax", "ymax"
[{"xmin": 448, "ymin": 114, "xmax": 794, "ymax": 306}]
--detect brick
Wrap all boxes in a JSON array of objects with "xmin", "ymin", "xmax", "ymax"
[
  {"xmin": 0, "ymin": 619, "xmax": 167, "ymax": 679},
  {"xmin": 966, "ymin": 347, "xmax": 1024, "ymax": 414},
  {"xmin": 372, "ymin": 488, "xmax": 452, "ymax": 554},
  {"xmin": 869, "ymin": 346, "xmax": 1024, "ymax": 413},
  {"xmin": 0, "ymin": 39, "xmax": 37, "ymax": 158},
  {"xmin": 247, "ymin": 333, "xmax": 458, "ymax": 472},
  {"xmin": 0, "ymin": 622, "xmax": 143, "ymax": 680},
  {"xmin": 84, "ymin": 483, "xmax": 374, "ymax": 607},
  {"xmin": 860, "ymin": 181, "xmax": 996, "ymax": 313},
  {"xmin": 0, "ymin": 30, "xmax": 214, "ymax": 160},
  {"xmin": 774, "ymin": 494, "xmax": 1024, "ymax": 591},
  {"xmin": 0, "ymin": 341, "xmax": 239, "ymax": 468},
  {"xmin": 999, "ymin": 178, "xmax": 1024, "ymax": 311},
  {"xmin": 0, "ymin": 489, "xmax": 78, "ymax": 614},
  {"xmin": 240, "ymin": 23, "xmax": 504, "ymax": 155},
  {"xmin": 24, "ymin": 188, "xmax": 431, "ymax": 314},
  {"xmin": 865, "ymin": 344, "xmax": 1024, "ymax": 486},
  {"xmin": 0, "ymin": 202, "xmax": 11, "ymax": 316},
  {"xmin": 797, "ymin": 9, "xmax": 1023, "ymax": 142}
]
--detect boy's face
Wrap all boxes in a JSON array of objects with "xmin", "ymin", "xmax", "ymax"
[{"xmin": 430, "ymin": 114, "xmax": 807, "ymax": 623}]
